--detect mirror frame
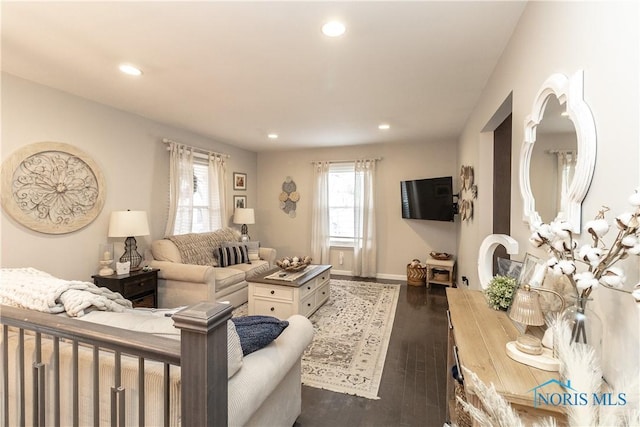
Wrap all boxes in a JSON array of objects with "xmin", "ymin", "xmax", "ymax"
[{"xmin": 519, "ymin": 70, "xmax": 596, "ymax": 233}]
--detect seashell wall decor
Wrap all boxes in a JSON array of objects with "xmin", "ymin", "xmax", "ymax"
[{"xmin": 279, "ymin": 176, "xmax": 298, "ymax": 218}]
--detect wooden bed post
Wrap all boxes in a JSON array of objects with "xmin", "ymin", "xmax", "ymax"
[{"xmin": 172, "ymin": 302, "xmax": 233, "ymax": 427}]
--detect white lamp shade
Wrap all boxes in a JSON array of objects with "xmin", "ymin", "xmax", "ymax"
[
  {"xmin": 233, "ymin": 208, "xmax": 255, "ymax": 225},
  {"xmin": 108, "ymin": 210, "xmax": 150, "ymax": 237}
]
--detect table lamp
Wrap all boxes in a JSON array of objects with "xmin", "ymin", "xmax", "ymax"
[
  {"xmin": 506, "ymin": 284, "xmax": 564, "ymax": 371},
  {"xmin": 108, "ymin": 210, "xmax": 150, "ymax": 271},
  {"xmin": 233, "ymin": 208, "xmax": 255, "ymax": 242}
]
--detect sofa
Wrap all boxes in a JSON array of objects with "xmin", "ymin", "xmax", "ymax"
[
  {"xmin": 78, "ymin": 308, "xmax": 315, "ymax": 427},
  {"xmin": 1, "ymin": 267, "xmax": 313, "ymax": 427},
  {"xmin": 148, "ymin": 227, "xmax": 277, "ymax": 308}
]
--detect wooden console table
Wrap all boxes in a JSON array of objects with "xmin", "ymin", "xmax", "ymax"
[{"xmin": 446, "ymin": 288, "xmax": 567, "ymax": 426}]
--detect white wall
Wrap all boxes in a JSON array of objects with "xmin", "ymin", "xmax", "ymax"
[
  {"xmin": 256, "ymin": 140, "xmax": 458, "ymax": 278},
  {"xmin": 1, "ymin": 73, "xmax": 259, "ymax": 280},
  {"xmin": 457, "ymin": 1, "xmax": 639, "ymax": 385}
]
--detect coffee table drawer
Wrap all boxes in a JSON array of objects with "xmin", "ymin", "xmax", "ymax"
[
  {"xmin": 315, "ymin": 281, "xmax": 330, "ymax": 306},
  {"xmin": 253, "ymin": 298, "xmax": 293, "ymax": 319},
  {"xmin": 300, "ymin": 293, "xmax": 316, "ymax": 317},
  {"xmin": 300, "ymin": 281, "xmax": 316, "ymax": 299},
  {"xmin": 253, "ymin": 285, "xmax": 294, "ymax": 301}
]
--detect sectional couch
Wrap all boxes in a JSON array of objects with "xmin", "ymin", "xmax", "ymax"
[{"xmin": 148, "ymin": 227, "xmax": 276, "ymax": 308}]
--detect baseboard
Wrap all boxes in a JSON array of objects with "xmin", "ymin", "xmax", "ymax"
[{"xmin": 330, "ymin": 269, "xmax": 407, "ymax": 282}]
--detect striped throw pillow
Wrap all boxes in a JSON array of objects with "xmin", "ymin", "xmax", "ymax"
[{"xmin": 214, "ymin": 244, "xmax": 249, "ymax": 267}]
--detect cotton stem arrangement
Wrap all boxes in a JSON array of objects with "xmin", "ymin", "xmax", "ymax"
[{"xmin": 529, "ymin": 188, "xmax": 640, "ymax": 299}]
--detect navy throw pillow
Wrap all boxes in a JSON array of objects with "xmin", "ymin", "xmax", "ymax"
[{"xmin": 230, "ymin": 315, "xmax": 289, "ymax": 356}]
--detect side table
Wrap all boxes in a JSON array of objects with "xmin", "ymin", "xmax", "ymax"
[
  {"xmin": 92, "ymin": 268, "xmax": 159, "ymax": 308},
  {"xmin": 425, "ymin": 257, "xmax": 456, "ymax": 288}
]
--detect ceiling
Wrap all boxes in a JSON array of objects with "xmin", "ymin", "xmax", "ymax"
[{"xmin": 1, "ymin": 1, "xmax": 527, "ymax": 152}]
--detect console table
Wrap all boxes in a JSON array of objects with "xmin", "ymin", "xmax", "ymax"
[
  {"xmin": 446, "ymin": 288, "xmax": 567, "ymax": 426},
  {"xmin": 248, "ymin": 265, "xmax": 332, "ymax": 319}
]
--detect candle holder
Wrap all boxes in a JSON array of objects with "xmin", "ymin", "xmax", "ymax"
[{"xmin": 98, "ymin": 243, "xmax": 114, "ymax": 276}]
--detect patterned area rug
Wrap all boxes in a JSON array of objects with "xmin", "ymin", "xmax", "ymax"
[
  {"xmin": 232, "ymin": 279, "xmax": 400, "ymax": 399},
  {"xmin": 302, "ymin": 279, "xmax": 400, "ymax": 399}
]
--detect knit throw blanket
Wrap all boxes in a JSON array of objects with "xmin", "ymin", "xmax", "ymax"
[
  {"xmin": 0, "ymin": 267, "xmax": 132, "ymax": 317},
  {"xmin": 167, "ymin": 227, "xmax": 240, "ymax": 266}
]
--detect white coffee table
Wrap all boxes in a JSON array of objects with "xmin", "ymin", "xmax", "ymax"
[{"xmin": 247, "ymin": 264, "xmax": 332, "ymax": 319}]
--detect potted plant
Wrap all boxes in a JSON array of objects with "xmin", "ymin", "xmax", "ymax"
[{"xmin": 485, "ymin": 275, "xmax": 517, "ymax": 311}]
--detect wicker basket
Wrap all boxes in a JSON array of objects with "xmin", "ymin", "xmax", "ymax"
[
  {"xmin": 406, "ymin": 264, "xmax": 426, "ymax": 286},
  {"xmin": 432, "ymin": 268, "xmax": 450, "ymax": 282}
]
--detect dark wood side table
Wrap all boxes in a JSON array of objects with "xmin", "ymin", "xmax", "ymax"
[{"xmin": 92, "ymin": 268, "xmax": 159, "ymax": 308}]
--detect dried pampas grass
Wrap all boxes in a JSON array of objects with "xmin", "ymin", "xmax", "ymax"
[{"xmin": 458, "ymin": 318, "xmax": 639, "ymax": 426}]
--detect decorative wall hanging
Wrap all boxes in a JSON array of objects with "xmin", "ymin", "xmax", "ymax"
[
  {"xmin": 1, "ymin": 141, "xmax": 106, "ymax": 234},
  {"xmin": 458, "ymin": 165, "xmax": 477, "ymax": 222},
  {"xmin": 279, "ymin": 176, "xmax": 298, "ymax": 218},
  {"xmin": 233, "ymin": 172, "xmax": 247, "ymax": 190}
]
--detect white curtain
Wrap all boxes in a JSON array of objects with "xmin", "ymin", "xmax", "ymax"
[
  {"xmin": 353, "ymin": 159, "xmax": 377, "ymax": 277},
  {"xmin": 208, "ymin": 153, "xmax": 227, "ymax": 229},
  {"xmin": 310, "ymin": 161, "xmax": 331, "ymax": 264},
  {"xmin": 165, "ymin": 142, "xmax": 194, "ymax": 236},
  {"xmin": 165, "ymin": 142, "xmax": 227, "ymax": 236},
  {"xmin": 556, "ymin": 151, "xmax": 576, "ymax": 219}
]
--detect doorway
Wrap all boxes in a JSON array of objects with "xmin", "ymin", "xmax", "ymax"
[{"xmin": 492, "ymin": 114, "xmax": 512, "ymax": 273}]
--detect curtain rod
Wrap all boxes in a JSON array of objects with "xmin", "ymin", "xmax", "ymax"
[
  {"xmin": 546, "ymin": 149, "xmax": 576, "ymax": 155},
  {"xmin": 310, "ymin": 157, "xmax": 382, "ymax": 164},
  {"xmin": 162, "ymin": 138, "xmax": 231, "ymax": 159}
]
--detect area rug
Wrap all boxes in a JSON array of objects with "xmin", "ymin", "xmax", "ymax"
[
  {"xmin": 302, "ymin": 279, "xmax": 400, "ymax": 399},
  {"xmin": 232, "ymin": 279, "xmax": 400, "ymax": 399}
]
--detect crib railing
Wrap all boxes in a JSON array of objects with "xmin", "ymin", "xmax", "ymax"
[{"xmin": 0, "ymin": 302, "xmax": 232, "ymax": 427}]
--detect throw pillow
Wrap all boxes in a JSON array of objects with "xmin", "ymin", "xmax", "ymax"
[
  {"xmin": 214, "ymin": 244, "xmax": 249, "ymax": 267},
  {"xmin": 245, "ymin": 241, "xmax": 260, "ymax": 261},
  {"xmin": 230, "ymin": 315, "xmax": 289, "ymax": 356}
]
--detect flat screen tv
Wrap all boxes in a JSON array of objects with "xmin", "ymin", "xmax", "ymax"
[{"xmin": 400, "ymin": 176, "xmax": 455, "ymax": 221}]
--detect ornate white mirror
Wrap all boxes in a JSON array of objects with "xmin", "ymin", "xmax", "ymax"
[{"xmin": 519, "ymin": 70, "xmax": 596, "ymax": 233}]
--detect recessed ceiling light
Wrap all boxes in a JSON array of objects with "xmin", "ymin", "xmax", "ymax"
[
  {"xmin": 119, "ymin": 64, "xmax": 143, "ymax": 76},
  {"xmin": 322, "ymin": 21, "xmax": 346, "ymax": 37},
  {"xmin": 267, "ymin": 133, "xmax": 279, "ymax": 140},
  {"xmin": 378, "ymin": 123, "xmax": 391, "ymax": 130}
]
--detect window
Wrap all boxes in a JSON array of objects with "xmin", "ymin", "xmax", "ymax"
[
  {"xmin": 173, "ymin": 157, "xmax": 223, "ymax": 235},
  {"xmin": 328, "ymin": 162, "xmax": 356, "ymax": 245}
]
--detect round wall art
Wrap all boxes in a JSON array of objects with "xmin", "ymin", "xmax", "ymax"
[
  {"xmin": 279, "ymin": 176, "xmax": 298, "ymax": 218},
  {"xmin": 1, "ymin": 141, "xmax": 106, "ymax": 234}
]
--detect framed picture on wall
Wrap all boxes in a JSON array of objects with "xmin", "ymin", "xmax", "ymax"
[
  {"xmin": 233, "ymin": 172, "xmax": 247, "ymax": 190},
  {"xmin": 234, "ymin": 195, "xmax": 247, "ymax": 209}
]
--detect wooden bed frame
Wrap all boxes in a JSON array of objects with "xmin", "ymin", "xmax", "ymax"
[{"xmin": 1, "ymin": 301, "xmax": 232, "ymax": 427}]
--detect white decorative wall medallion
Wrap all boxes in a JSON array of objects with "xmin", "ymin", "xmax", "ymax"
[{"xmin": 1, "ymin": 142, "xmax": 106, "ymax": 234}]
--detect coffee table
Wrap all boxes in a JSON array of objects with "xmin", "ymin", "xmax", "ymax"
[{"xmin": 247, "ymin": 264, "xmax": 332, "ymax": 319}]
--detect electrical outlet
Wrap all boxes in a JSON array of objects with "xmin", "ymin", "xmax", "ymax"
[
  {"xmin": 462, "ymin": 276, "xmax": 469, "ymax": 287},
  {"xmin": 339, "ymin": 251, "xmax": 344, "ymax": 265}
]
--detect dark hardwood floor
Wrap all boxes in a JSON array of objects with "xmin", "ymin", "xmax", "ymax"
[{"xmin": 295, "ymin": 277, "xmax": 450, "ymax": 427}]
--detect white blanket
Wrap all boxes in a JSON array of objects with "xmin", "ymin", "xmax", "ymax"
[{"xmin": 0, "ymin": 267, "xmax": 132, "ymax": 316}]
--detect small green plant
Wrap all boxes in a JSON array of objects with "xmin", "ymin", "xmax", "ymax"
[{"xmin": 485, "ymin": 275, "xmax": 517, "ymax": 310}]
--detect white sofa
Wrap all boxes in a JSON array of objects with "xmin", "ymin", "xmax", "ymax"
[
  {"xmin": 81, "ymin": 308, "xmax": 314, "ymax": 426},
  {"xmin": 148, "ymin": 228, "xmax": 277, "ymax": 308},
  {"xmin": 4, "ymin": 307, "xmax": 314, "ymax": 427}
]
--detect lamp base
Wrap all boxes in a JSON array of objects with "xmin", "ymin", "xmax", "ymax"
[
  {"xmin": 506, "ymin": 341, "xmax": 560, "ymax": 371},
  {"xmin": 119, "ymin": 236, "xmax": 143, "ymax": 271}
]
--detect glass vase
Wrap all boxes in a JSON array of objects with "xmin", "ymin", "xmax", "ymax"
[{"xmin": 560, "ymin": 295, "xmax": 603, "ymax": 364}]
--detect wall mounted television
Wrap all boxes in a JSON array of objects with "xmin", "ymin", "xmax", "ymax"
[{"xmin": 400, "ymin": 176, "xmax": 455, "ymax": 221}]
